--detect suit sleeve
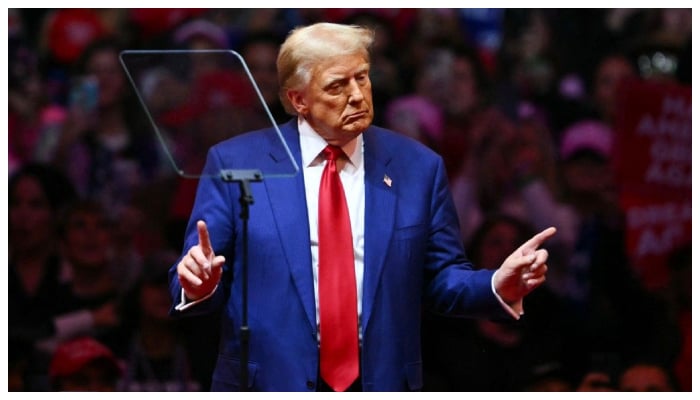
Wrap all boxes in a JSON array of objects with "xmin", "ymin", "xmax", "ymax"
[
  {"xmin": 421, "ymin": 156, "xmax": 512, "ymax": 320},
  {"xmin": 168, "ymin": 146, "xmax": 238, "ymax": 317}
]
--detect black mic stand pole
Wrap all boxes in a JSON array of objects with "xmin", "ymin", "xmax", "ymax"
[{"xmin": 220, "ymin": 169, "xmax": 263, "ymax": 392}]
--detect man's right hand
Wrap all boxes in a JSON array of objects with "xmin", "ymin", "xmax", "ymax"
[{"xmin": 177, "ymin": 220, "xmax": 226, "ymax": 301}]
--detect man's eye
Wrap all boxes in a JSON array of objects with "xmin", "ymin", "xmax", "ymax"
[{"xmin": 325, "ymin": 83, "xmax": 344, "ymax": 95}]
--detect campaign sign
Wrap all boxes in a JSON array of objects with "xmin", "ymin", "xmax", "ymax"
[{"xmin": 614, "ymin": 79, "xmax": 691, "ymax": 291}]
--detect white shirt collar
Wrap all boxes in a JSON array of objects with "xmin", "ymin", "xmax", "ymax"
[{"xmin": 298, "ymin": 117, "xmax": 363, "ymax": 171}]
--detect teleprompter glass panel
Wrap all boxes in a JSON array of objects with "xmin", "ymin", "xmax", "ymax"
[{"xmin": 120, "ymin": 50, "xmax": 299, "ymax": 179}]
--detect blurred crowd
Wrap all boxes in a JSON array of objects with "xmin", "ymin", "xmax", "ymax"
[{"xmin": 8, "ymin": 8, "xmax": 692, "ymax": 392}]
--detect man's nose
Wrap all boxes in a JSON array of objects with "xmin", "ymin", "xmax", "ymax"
[{"xmin": 347, "ymin": 79, "xmax": 364, "ymax": 103}]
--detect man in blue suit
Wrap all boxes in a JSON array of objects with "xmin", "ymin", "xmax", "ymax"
[{"xmin": 170, "ymin": 22, "xmax": 556, "ymax": 391}]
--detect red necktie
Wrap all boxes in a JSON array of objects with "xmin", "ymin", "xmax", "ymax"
[{"xmin": 318, "ymin": 145, "xmax": 359, "ymax": 391}]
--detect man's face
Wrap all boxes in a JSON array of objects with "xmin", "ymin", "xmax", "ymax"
[{"xmin": 289, "ymin": 53, "xmax": 374, "ymax": 146}]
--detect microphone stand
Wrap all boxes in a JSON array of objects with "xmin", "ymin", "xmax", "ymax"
[{"xmin": 220, "ymin": 169, "xmax": 263, "ymax": 392}]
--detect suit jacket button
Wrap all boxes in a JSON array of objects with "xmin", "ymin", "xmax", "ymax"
[{"xmin": 306, "ymin": 381, "xmax": 315, "ymax": 390}]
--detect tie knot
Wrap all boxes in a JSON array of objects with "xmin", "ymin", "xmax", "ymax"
[{"xmin": 323, "ymin": 145, "xmax": 344, "ymax": 162}]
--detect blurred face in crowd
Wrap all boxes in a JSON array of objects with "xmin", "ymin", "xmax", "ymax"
[
  {"xmin": 9, "ymin": 176, "xmax": 53, "ymax": 255},
  {"xmin": 244, "ymin": 41, "xmax": 280, "ymax": 105},
  {"xmin": 86, "ymin": 47, "xmax": 126, "ymax": 109},
  {"xmin": 62, "ymin": 208, "xmax": 112, "ymax": 269},
  {"xmin": 514, "ymin": 120, "xmax": 546, "ymax": 172},
  {"xmin": 619, "ymin": 364, "xmax": 673, "ymax": 391},
  {"xmin": 477, "ymin": 131, "xmax": 514, "ymax": 190},
  {"xmin": 593, "ymin": 55, "xmax": 635, "ymax": 122},
  {"xmin": 288, "ymin": 52, "xmax": 374, "ymax": 146},
  {"xmin": 140, "ymin": 281, "xmax": 173, "ymax": 321},
  {"xmin": 562, "ymin": 152, "xmax": 616, "ymax": 207},
  {"xmin": 446, "ymin": 55, "xmax": 479, "ymax": 116},
  {"xmin": 577, "ymin": 371, "xmax": 615, "ymax": 392},
  {"xmin": 477, "ymin": 221, "xmax": 520, "ymax": 271}
]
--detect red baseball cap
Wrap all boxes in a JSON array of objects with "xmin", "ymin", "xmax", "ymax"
[
  {"xmin": 49, "ymin": 336, "xmax": 123, "ymax": 379},
  {"xmin": 45, "ymin": 9, "xmax": 107, "ymax": 65}
]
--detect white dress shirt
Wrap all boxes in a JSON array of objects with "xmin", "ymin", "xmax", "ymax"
[{"xmin": 298, "ymin": 117, "xmax": 366, "ymax": 324}]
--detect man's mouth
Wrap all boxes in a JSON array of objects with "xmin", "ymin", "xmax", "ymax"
[{"xmin": 344, "ymin": 111, "xmax": 367, "ymax": 121}]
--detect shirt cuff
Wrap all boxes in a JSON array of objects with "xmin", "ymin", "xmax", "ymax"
[
  {"xmin": 491, "ymin": 273, "xmax": 524, "ymax": 320},
  {"xmin": 174, "ymin": 285, "xmax": 218, "ymax": 311}
]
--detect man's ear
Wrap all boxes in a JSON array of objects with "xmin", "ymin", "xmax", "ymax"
[{"xmin": 287, "ymin": 90, "xmax": 307, "ymax": 116}]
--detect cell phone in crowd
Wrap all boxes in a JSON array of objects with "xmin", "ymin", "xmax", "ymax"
[{"xmin": 69, "ymin": 75, "xmax": 99, "ymax": 114}]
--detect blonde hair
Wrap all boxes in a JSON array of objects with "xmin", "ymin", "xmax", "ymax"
[{"xmin": 277, "ymin": 22, "xmax": 375, "ymax": 114}]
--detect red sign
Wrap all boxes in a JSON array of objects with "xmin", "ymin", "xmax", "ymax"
[{"xmin": 614, "ymin": 79, "xmax": 691, "ymax": 291}]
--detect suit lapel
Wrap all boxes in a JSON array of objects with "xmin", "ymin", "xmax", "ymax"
[
  {"xmin": 262, "ymin": 122, "xmax": 399, "ymax": 334},
  {"xmin": 264, "ymin": 120, "xmax": 317, "ymax": 332},
  {"xmin": 361, "ymin": 128, "xmax": 397, "ymax": 333}
]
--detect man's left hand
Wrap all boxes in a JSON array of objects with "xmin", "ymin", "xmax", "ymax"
[{"xmin": 493, "ymin": 227, "xmax": 557, "ymax": 305}]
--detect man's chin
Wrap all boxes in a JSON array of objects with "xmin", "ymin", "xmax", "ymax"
[{"xmin": 343, "ymin": 118, "xmax": 372, "ymax": 134}]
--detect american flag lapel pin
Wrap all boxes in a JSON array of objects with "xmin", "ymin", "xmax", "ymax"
[{"xmin": 383, "ymin": 174, "xmax": 392, "ymax": 188}]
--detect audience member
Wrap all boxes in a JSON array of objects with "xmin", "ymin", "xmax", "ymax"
[
  {"xmin": 237, "ymin": 31, "xmax": 288, "ymax": 124},
  {"xmin": 39, "ymin": 9, "xmax": 108, "ymax": 67},
  {"xmin": 39, "ymin": 200, "xmax": 131, "ymax": 359},
  {"xmin": 436, "ymin": 44, "xmax": 508, "ymax": 183},
  {"xmin": 9, "ymin": 163, "xmax": 78, "ymax": 390},
  {"xmin": 589, "ymin": 53, "xmax": 636, "ymax": 124},
  {"xmin": 49, "ymin": 336, "xmax": 124, "ymax": 391},
  {"xmin": 422, "ymin": 214, "xmax": 566, "ymax": 391},
  {"xmin": 577, "ymin": 371, "xmax": 616, "ymax": 392},
  {"xmin": 665, "ymin": 243, "xmax": 691, "ymax": 391},
  {"xmin": 493, "ymin": 9, "xmax": 559, "ymax": 116},
  {"xmin": 54, "ymin": 37, "xmax": 160, "ymax": 217},
  {"xmin": 384, "ymin": 46, "xmax": 453, "ymax": 148},
  {"xmin": 119, "ymin": 251, "xmax": 201, "ymax": 391},
  {"xmin": 523, "ymin": 360, "xmax": 573, "ymax": 391},
  {"xmin": 451, "ymin": 102, "xmax": 573, "ymax": 246},
  {"xmin": 618, "ymin": 360, "xmax": 676, "ymax": 392},
  {"xmin": 574, "ymin": 352, "xmax": 620, "ymax": 392},
  {"xmin": 8, "ymin": 40, "xmax": 61, "ymax": 173},
  {"xmin": 555, "ymin": 119, "xmax": 680, "ymax": 372}
]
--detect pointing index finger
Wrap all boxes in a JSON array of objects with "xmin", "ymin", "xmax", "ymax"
[
  {"xmin": 197, "ymin": 220, "xmax": 213, "ymax": 258},
  {"xmin": 520, "ymin": 226, "xmax": 557, "ymax": 254}
]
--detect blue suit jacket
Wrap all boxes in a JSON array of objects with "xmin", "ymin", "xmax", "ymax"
[{"xmin": 169, "ymin": 119, "xmax": 510, "ymax": 391}]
